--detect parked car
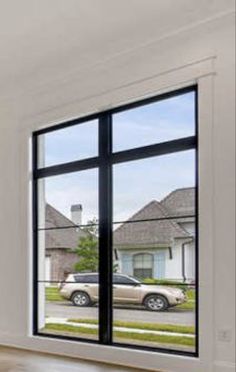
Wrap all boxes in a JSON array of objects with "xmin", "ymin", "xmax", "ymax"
[{"xmin": 59, "ymin": 273, "xmax": 186, "ymax": 311}]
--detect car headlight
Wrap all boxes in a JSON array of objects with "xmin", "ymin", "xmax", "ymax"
[{"xmin": 169, "ymin": 288, "xmax": 183, "ymax": 296}]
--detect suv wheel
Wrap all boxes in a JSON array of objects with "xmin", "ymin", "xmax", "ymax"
[
  {"xmin": 71, "ymin": 291, "xmax": 91, "ymax": 307},
  {"xmin": 144, "ymin": 294, "xmax": 168, "ymax": 311}
]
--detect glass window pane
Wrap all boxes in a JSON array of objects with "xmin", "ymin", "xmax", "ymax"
[
  {"xmin": 38, "ymin": 225, "xmax": 99, "ymax": 282},
  {"xmin": 113, "ymin": 92, "xmax": 195, "ymax": 152},
  {"xmin": 38, "ymin": 120, "xmax": 98, "ymax": 168},
  {"xmin": 134, "ymin": 254, "xmax": 153, "ymax": 269},
  {"xmin": 37, "ymin": 225, "xmax": 99, "ymax": 340},
  {"xmin": 34, "ymin": 87, "xmax": 197, "ymax": 354},
  {"xmin": 38, "ymin": 169, "xmax": 98, "ymax": 229},
  {"xmin": 36, "ymin": 168, "xmax": 99, "ymax": 341},
  {"xmin": 38, "ymin": 282, "xmax": 99, "ymax": 341},
  {"xmin": 112, "ymin": 150, "xmax": 196, "ymax": 353},
  {"xmin": 113, "ymin": 150, "xmax": 196, "ymax": 223}
]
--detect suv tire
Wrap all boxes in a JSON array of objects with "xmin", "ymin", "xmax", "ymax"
[
  {"xmin": 71, "ymin": 291, "xmax": 91, "ymax": 307},
  {"xmin": 144, "ymin": 294, "xmax": 169, "ymax": 311}
]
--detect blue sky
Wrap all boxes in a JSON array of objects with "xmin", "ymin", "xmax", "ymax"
[
  {"xmin": 40, "ymin": 92, "xmax": 196, "ymax": 225},
  {"xmin": 113, "ymin": 92, "xmax": 195, "ymax": 152}
]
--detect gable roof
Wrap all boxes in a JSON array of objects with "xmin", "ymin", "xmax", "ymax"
[
  {"xmin": 45, "ymin": 187, "xmax": 195, "ymax": 250},
  {"xmin": 46, "ymin": 204, "xmax": 76, "ymax": 229},
  {"xmin": 45, "ymin": 204, "xmax": 84, "ymax": 250},
  {"xmin": 113, "ymin": 199, "xmax": 190, "ymax": 248},
  {"xmin": 113, "ymin": 187, "xmax": 195, "ymax": 247},
  {"xmin": 161, "ymin": 187, "xmax": 195, "ymax": 223}
]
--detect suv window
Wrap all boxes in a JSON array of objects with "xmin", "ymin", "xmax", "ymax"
[
  {"xmin": 74, "ymin": 274, "xmax": 98, "ymax": 283},
  {"xmin": 113, "ymin": 275, "xmax": 137, "ymax": 285}
]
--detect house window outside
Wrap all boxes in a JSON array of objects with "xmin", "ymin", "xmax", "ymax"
[
  {"xmin": 33, "ymin": 85, "xmax": 198, "ymax": 357},
  {"xmin": 133, "ymin": 253, "xmax": 153, "ymax": 279}
]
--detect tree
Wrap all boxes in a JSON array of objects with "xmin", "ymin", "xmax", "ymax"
[
  {"xmin": 74, "ymin": 218, "xmax": 98, "ymax": 273},
  {"xmin": 74, "ymin": 218, "xmax": 120, "ymax": 273}
]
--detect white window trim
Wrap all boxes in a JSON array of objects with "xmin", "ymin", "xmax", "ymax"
[{"xmin": 19, "ymin": 57, "xmax": 215, "ymax": 372}]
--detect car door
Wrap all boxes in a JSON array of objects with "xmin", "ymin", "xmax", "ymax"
[
  {"xmin": 82, "ymin": 275, "xmax": 99, "ymax": 301},
  {"xmin": 113, "ymin": 275, "xmax": 141, "ymax": 304}
]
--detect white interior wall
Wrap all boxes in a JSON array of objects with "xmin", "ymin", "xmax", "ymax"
[{"xmin": 0, "ymin": 7, "xmax": 235, "ymax": 372}]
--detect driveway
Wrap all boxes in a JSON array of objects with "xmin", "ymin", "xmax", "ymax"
[{"xmin": 46, "ymin": 302, "xmax": 195, "ymax": 326}]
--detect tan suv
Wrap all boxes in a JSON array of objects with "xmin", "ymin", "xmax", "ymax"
[{"xmin": 59, "ymin": 273, "xmax": 186, "ymax": 311}]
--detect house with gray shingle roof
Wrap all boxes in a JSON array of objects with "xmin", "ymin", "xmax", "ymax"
[
  {"xmin": 44, "ymin": 204, "xmax": 86, "ymax": 282},
  {"xmin": 113, "ymin": 187, "xmax": 196, "ymax": 282},
  {"xmin": 45, "ymin": 187, "xmax": 195, "ymax": 283}
]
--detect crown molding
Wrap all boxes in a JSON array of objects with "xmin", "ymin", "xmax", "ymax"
[{"xmin": 0, "ymin": 8, "xmax": 234, "ymax": 107}]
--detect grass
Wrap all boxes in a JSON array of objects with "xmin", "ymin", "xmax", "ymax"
[
  {"xmin": 45, "ymin": 286, "xmax": 195, "ymax": 346},
  {"xmin": 46, "ymin": 287, "xmax": 195, "ymax": 310},
  {"xmin": 178, "ymin": 302, "xmax": 194, "ymax": 310},
  {"xmin": 45, "ymin": 323, "xmax": 195, "ymax": 347},
  {"xmin": 178, "ymin": 289, "xmax": 195, "ymax": 310},
  {"xmin": 46, "ymin": 286, "xmax": 64, "ymax": 302},
  {"xmin": 68, "ymin": 318, "xmax": 195, "ymax": 335},
  {"xmin": 186, "ymin": 290, "xmax": 195, "ymax": 301}
]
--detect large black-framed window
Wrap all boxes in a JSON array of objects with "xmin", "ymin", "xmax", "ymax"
[{"xmin": 32, "ymin": 85, "xmax": 198, "ymax": 357}]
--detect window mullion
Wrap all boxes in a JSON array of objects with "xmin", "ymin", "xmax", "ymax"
[
  {"xmin": 98, "ymin": 113, "xmax": 113, "ymax": 345},
  {"xmin": 32, "ymin": 133, "xmax": 39, "ymax": 335}
]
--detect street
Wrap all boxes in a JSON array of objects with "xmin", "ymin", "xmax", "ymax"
[{"xmin": 46, "ymin": 302, "xmax": 195, "ymax": 326}]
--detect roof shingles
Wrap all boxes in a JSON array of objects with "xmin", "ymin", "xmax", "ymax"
[
  {"xmin": 45, "ymin": 204, "xmax": 84, "ymax": 250},
  {"xmin": 113, "ymin": 188, "xmax": 195, "ymax": 248}
]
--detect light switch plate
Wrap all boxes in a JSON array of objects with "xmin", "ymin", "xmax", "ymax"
[{"xmin": 217, "ymin": 329, "xmax": 232, "ymax": 342}]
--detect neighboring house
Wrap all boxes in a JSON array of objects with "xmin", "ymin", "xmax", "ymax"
[
  {"xmin": 45, "ymin": 204, "xmax": 85, "ymax": 282},
  {"xmin": 113, "ymin": 188, "xmax": 196, "ymax": 282},
  {"xmin": 45, "ymin": 187, "xmax": 195, "ymax": 283}
]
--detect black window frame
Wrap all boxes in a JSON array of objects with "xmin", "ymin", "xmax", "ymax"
[{"xmin": 32, "ymin": 85, "xmax": 199, "ymax": 357}]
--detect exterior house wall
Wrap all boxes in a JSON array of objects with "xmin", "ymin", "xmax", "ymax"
[
  {"xmin": 46, "ymin": 249, "xmax": 78, "ymax": 282},
  {"xmin": 179, "ymin": 221, "xmax": 195, "ymax": 282},
  {"xmin": 119, "ymin": 247, "xmax": 183, "ymax": 281},
  {"xmin": 185, "ymin": 242, "xmax": 195, "ymax": 281},
  {"xmin": 118, "ymin": 240, "xmax": 193, "ymax": 282},
  {"xmin": 165, "ymin": 244, "xmax": 183, "ymax": 281}
]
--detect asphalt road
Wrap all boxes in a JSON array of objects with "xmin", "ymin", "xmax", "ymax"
[{"xmin": 46, "ymin": 302, "xmax": 195, "ymax": 326}]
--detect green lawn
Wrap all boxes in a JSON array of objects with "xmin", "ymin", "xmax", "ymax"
[
  {"xmin": 46, "ymin": 286, "xmax": 64, "ymax": 302},
  {"xmin": 45, "ymin": 286, "xmax": 195, "ymax": 347},
  {"xmin": 45, "ymin": 323, "xmax": 195, "ymax": 347},
  {"xmin": 68, "ymin": 318, "xmax": 195, "ymax": 335},
  {"xmin": 187, "ymin": 289, "xmax": 195, "ymax": 301},
  {"xmin": 46, "ymin": 287, "xmax": 195, "ymax": 311},
  {"xmin": 178, "ymin": 289, "xmax": 195, "ymax": 310}
]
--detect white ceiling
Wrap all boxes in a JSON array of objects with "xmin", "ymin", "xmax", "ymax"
[{"xmin": 0, "ymin": 0, "xmax": 234, "ymax": 105}]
